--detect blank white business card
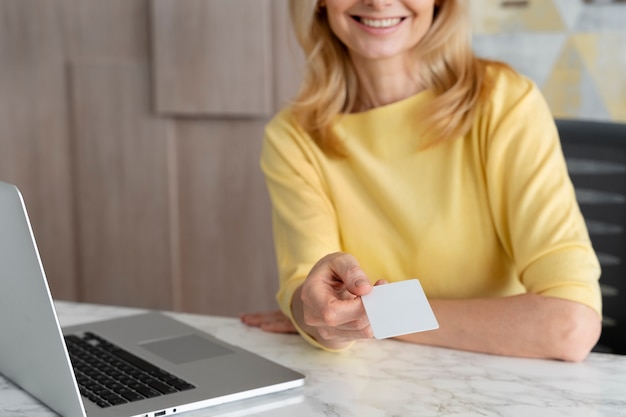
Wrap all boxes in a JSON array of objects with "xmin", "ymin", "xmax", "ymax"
[{"xmin": 362, "ymin": 279, "xmax": 439, "ymax": 339}]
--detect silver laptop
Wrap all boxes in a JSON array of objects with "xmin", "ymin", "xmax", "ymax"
[{"xmin": 0, "ymin": 180, "xmax": 305, "ymax": 417}]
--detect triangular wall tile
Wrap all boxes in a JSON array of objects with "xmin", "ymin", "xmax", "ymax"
[
  {"xmin": 542, "ymin": 37, "xmax": 610, "ymax": 120},
  {"xmin": 473, "ymin": 33, "xmax": 567, "ymax": 87},
  {"xmin": 552, "ymin": 0, "xmax": 584, "ymax": 31},
  {"xmin": 471, "ymin": 0, "xmax": 566, "ymax": 34},
  {"xmin": 571, "ymin": 67, "xmax": 611, "ymax": 120},
  {"xmin": 574, "ymin": 3, "xmax": 626, "ymax": 31},
  {"xmin": 573, "ymin": 33, "xmax": 626, "ymax": 120}
]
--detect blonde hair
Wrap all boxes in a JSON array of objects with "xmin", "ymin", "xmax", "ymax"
[{"xmin": 288, "ymin": 0, "xmax": 497, "ymax": 156}]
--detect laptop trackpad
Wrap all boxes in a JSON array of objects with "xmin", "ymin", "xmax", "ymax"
[{"xmin": 140, "ymin": 334, "xmax": 233, "ymax": 364}]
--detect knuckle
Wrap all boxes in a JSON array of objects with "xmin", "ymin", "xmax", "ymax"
[
  {"xmin": 302, "ymin": 311, "xmax": 317, "ymax": 327},
  {"xmin": 317, "ymin": 327, "xmax": 333, "ymax": 340},
  {"xmin": 344, "ymin": 316, "xmax": 370, "ymax": 331},
  {"xmin": 345, "ymin": 265, "xmax": 362, "ymax": 279},
  {"xmin": 355, "ymin": 316, "xmax": 369, "ymax": 328},
  {"xmin": 361, "ymin": 326, "xmax": 374, "ymax": 339},
  {"xmin": 320, "ymin": 307, "xmax": 339, "ymax": 326}
]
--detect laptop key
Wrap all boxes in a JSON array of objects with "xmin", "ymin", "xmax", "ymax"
[
  {"xmin": 65, "ymin": 332, "xmax": 196, "ymax": 408},
  {"xmin": 145, "ymin": 379, "xmax": 178, "ymax": 394},
  {"xmin": 108, "ymin": 349, "xmax": 161, "ymax": 373},
  {"xmin": 174, "ymin": 382, "xmax": 196, "ymax": 391},
  {"xmin": 133, "ymin": 385, "xmax": 162, "ymax": 398},
  {"xmin": 118, "ymin": 389, "xmax": 144, "ymax": 402},
  {"xmin": 107, "ymin": 396, "xmax": 129, "ymax": 406}
]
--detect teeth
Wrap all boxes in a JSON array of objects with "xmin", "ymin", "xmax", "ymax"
[{"xmin": 360, "ymin": 17, "xmax": 402, "ymax": 28}]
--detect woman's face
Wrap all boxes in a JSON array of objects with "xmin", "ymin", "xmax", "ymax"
[{"xmin": 323, "ymin": 0, "xmax": 438, "ymax": 66}]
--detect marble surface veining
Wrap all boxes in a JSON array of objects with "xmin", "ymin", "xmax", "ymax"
[{"xmin": 1, "ymin": 301, "xmax": 625, "ymax": 417}]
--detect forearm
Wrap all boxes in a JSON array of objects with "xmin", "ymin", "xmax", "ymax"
[{"xmin": 395, "ymin": 293, "xmax": 601, "ymax": 362}]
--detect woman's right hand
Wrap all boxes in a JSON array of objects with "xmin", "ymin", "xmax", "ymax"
[{"xmin": 291, "ymin": 252, "xmax": 378, "ymax": 349}]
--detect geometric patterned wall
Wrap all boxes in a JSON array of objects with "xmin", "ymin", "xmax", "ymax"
[{"xmin": 471, "ymin": 0, "xmax": 626, "ymax": 122}]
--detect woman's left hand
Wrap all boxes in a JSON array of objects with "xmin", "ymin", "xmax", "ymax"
[{"xmin": 240, "ymin": 310, "xmax": 298, "ymax": 334}]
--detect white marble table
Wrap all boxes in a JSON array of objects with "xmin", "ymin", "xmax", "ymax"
[{"xmin": 2, "ymin": 301, "xmax": 626, "ymax": 417}]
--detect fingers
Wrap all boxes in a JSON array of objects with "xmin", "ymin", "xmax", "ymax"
[
  {"xmin": 240, "ymin": 310, "xmax": 298, "ymax": 334},
  {"xmin": 311, "ymin": 252, "xmax": 373, "ymax": 297},
  {"xmin": 300, "ymin": 287, "xmax": 365, "ymax": 325},
  {"xmin": 296, "ymin": 253, "xmax": 379, "ymax": 344},
  {"xmin": 302, "ymin": 265, "xmax": 366, "ymax": 327},
  {"xmin": 332, "ymin": 252, "xmax": 374, "ymax": 296},
  {"xmin": 261, "ymin": 321, "xmax": 298, "ymax": 334},
  {"xmin": 240, "ymin": 256, "xmax": 389, "ymax": 346},
  {"xmin": 315, "ymin": 316, "xmax": 374, "ymax": 340},
  {"xmin": 299, "ymin": 292, "xmax": 374, "ymax": 340}
]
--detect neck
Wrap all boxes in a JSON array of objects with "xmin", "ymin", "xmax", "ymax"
[{"xmin": 351, "ymin": 56, "xmax": 423, "ymax": 112}]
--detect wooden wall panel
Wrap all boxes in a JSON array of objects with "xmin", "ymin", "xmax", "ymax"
[
  {"xmin": 70, "ymin": 62, "xmax": 174, "ymax": 309},
  {"xmin": 271, "ymin": 0, "xmax": 304, "ymax": 112},
  {"xmin": 0, "ymin": 0, "xmax": 306, "ymax": 315},
  {"xmin": 0, "ymin": 0, "xmax": 77, "ymax": 300},
  {"xmin": 151, "ymin": 0, "xmax": 272, "ymax": 116},
  {"xmin": 60, "ymin": 0, "xmax": 151, "ymax": 62},
  {"xmin": 174, "ymin": 120, "xmax": 279, "ymax": 316}
]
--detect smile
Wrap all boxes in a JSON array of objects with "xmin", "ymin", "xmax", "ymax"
[{"xmin": 355, "ymin": 17, "xmax": 404, "ymax": 29}]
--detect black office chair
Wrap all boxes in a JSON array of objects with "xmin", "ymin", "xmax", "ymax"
[{"xmin": 556, "ymin": 118, "xmax": 626, "ymax": 355}]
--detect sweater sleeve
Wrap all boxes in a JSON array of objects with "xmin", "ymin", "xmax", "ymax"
[
  {"xmin": 481, "ymin": 72, "xmax": 602, "ymax": 317},
  {"xmin": 260, "ymin": 110, "xmax": 349, "ymax": 350}
]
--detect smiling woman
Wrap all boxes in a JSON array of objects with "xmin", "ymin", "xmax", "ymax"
[
  {"xmin": 241, "ymin": 0, "xmax": 603, "ymax": 362},
  {"xmin": 323, "ymin": 0, "xmax": 436, "ymax": 62},
  {"xmin": 288, "ymin": 0, "xmax": 484, "ymax": 156}
]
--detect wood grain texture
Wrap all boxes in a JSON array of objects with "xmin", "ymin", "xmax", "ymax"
[
  {"xmin": 270, "ymin": 0, "xmax": 304, "ymax": 112},
  {"xmin": 0, "ymin": 0, "xmax": 306, "ymax": 315},
  {"xmin": 174, "ymin": 119, "xmax": 279, "ymax": 316},
  {"xmin": 150, "ymin": 0, "xmax": 272, "ymax": 116},
  {"xmin": 69, "ymin": 62, "xmax": 174, "ymax": 309},
  {"xmin": 0, "ymin": 0, "xmax": 78, "ymax": 300},
  {"xmin": 60, "ymin": 0, "xmax": 151, "ymax": 63}
]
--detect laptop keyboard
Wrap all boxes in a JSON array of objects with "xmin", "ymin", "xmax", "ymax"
[{"xmin": 65, "ymin": 332, "xmax": 196, "ymax": 408}]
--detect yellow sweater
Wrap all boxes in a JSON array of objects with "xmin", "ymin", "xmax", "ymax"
[{"xmin": 261, "ymin": 66, "xmax": 602, "ymax": 347}]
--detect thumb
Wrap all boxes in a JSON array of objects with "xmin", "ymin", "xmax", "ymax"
[{"xmin": 337, "ymin": 256, "xmax": 373, "ymax": 297}]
